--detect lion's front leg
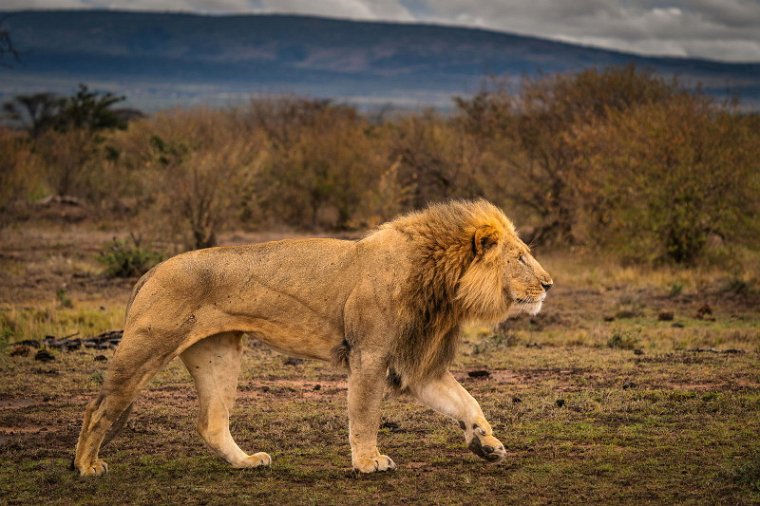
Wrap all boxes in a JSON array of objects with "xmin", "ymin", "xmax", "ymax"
[
  {"xmin": 412, "ymin": 372, "xmax": 507, "ymax": 463},
  {"xmin": 347, "ymin": 352, "xmax": 396, "ymax": 473}
]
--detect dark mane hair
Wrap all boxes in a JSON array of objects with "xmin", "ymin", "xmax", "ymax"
[{"xmin": 382, "ymin": 200, "xmax": 515, "ymax": 387}]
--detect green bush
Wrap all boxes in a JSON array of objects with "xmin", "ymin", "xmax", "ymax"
[
  {"xmin": 97, "ymin": 237, "xmax": 163, "ymax": 278},
  {"xmin": 607, "ymin": 331, "xmax": 640, "ymax": 350}
]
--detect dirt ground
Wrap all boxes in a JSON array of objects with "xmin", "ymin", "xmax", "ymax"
[{"xmin": 1, "ymin": 220, "xmax": 759, "ymax": 505}]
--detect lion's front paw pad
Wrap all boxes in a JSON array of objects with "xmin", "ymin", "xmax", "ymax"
[
  {"xmin": 469, "ymin": 434, "xmax": 506, "ymax": 463},
  {"xmin": 353, "ymin": 455, "xmax": 396, "ymax": 473},
  {"xmin": 79, "ymin": 459, "xmax": 108, "ymax": 477},
  {"xmin": 234, "ymin": 452, "xmax": 272, "ymax": 469}
]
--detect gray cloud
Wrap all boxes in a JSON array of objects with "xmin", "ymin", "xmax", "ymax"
[{"xmin": 1, "ymin": 0, "xmax": 758, "ymax": 61}]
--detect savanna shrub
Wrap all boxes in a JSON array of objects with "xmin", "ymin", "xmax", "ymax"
[{"xmin": 98, "ymin": 237, "xmax": 163, "ymax": 278}]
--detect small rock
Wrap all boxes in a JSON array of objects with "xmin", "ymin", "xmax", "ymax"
[
  {"xmin": 603, "ymin": 315, "xmax": 615, "ymax": 322},
  {"xmin": 10, "ymin": 345, "xmax": 30, "ymax": 357},
  {"xmin": 623, "ymin": 381, "xmax": 636, "ymax": 390},
  {"xmin": 467, "ymin": 370, "xmax": 491, "ymax": 378},
  {"xmin": 671, "ymin": 322, "xmax": 685, "ymax": 329},
  {"xmin": 34, "ymin": 349, "xmax": 55, "ymax": 362},
  {"xmin": 525, "ymin": 342, "xmax": 543, "ymax": 349},
  {"xmin": 94, "ymin": 355, "xmax": 108, "ymax": 362},
  {"xmin": 658, "ymin": 312, "xmax": 674, "ymax": 321},
  {"xmin": 284, "ymin": 357, "xmax": 304, "ymax": 366},
  {"xmin": 696, "ymin": 304, "xmax": 712, "ymax": 319},
  {"xmin": 17, "ymin": 339, "xmax": 40, "ymax": 348},
  {"xmin": 313, "ymin": 384, "xmax": 321, "ymax": 391},
  {"xmin": 633, "ymin": 349, "xmax": 645, "ymax": 356},
  {"xmin": 555, "ymin": 399, "xmax": 566, "ymax": 408},
  {"xmin": 380, "ymin": 421, "xmax": 402, "ymax": 432},
  {"xmin": 512, "ymin": 396, "xmax": 522, "ymax": 404}
]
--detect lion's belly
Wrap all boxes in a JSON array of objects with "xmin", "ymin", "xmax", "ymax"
[
  {"xmin": 250, "ymin": 327, "xmax": 335, "ymax": 361},
  {"xmin": 213, "ymin": 274, "xmax": 348, "ymax": 361},
  {"xmin": 229, "ymin": 312, "xmax": 341, "ymax": 362}
]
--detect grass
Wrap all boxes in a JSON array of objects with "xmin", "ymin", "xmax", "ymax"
[
  {"xmin": 1, "ymin": 224, "xmax": 759, "ymax": 505},
  {"xmin": 0, "ymin": 304, "xmax": 124, "ymax": 345}
]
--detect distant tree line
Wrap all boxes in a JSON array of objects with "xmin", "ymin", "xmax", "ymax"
[{"xmin": 1, "ymin": 66, "xmax": 759, "ymax": 265}]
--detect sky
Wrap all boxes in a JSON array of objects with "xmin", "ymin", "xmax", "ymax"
[{"xmin": 2, "ymin": 0, "xmax": 759, "ymax": 62}]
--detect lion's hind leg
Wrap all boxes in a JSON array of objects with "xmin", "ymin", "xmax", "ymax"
[
  {"xmin": 181, "ymin": 332, "xmax": 271, "ymax": 469},
  {"xmin": 75, "ymin": 336, "xmax": 172, "ymax": 477}
]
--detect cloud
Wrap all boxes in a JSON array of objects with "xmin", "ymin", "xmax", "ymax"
[{"xmin": 1, "ymin": 0, "xmax": 758, "ymax": 61}]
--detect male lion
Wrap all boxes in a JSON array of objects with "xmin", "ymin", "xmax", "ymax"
[{"xmin": 74, "ymin": 199, "xmax": 552, "ymax": 476}]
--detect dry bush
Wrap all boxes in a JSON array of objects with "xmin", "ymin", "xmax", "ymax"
[
  {"xmin": 0, "ymin": 129, "xmax": 42, "ymax": 223},
  {"xmin": 118, "ymin": 108, "xmax": 263, "ymax": 249},
  {"xmin": 389, "ymin": 110, "xmax": 489, "ymax": 209},
  {"xmin": 454, "ymin": 67, "xmax": 679, "ymax": 245},
  {"xmin": 10, "ymin": 68, "xmax": 758, "ymax": 267},
  {"xmin": 35, "ymin": 128, "xmax": 102, "ymax": 199},
  {"xmin": 570, "ymin": 95, "xmax": 760, "ymax": 264},
  {"xmin": 244, "ymin": 98, "xmax": 383, "ymax": 229}
]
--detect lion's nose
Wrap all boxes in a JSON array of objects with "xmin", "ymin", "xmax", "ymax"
[{"xmin": 541, "ymin": 281, "xmax": 553, "ymax": 292}]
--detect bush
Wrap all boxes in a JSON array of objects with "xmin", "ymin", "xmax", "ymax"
[
  {"xmin": 8, "ymin": 68, "xmax": 758, "ymax": 267},
  {"xmin": 571, "ymin": 95, "xmax": 760, "ymax": 264},
  {"xmin": 0, "ymin": 129, "xmax": 41, "ymax": 224},
  {"xmin": 607, "ymin": 331, "xmax": 640, "ymax": 350},
  {"xmin": 97, "ymin": 237, "xmax": 163, "ymax": 278}
]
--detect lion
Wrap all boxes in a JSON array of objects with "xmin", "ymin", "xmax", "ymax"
[{"xmin": 74, "ymin": 199, "xmax": 553, "ymax": 476}]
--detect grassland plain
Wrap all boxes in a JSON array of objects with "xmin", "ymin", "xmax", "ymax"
[{"xmin": 1, "ymin": 223, "xmax": 759, "ymax": 505}]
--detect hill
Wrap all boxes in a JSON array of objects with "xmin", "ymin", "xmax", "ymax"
[{"xmin": 2, "ymin": 10, "xmax": 759, "ymax": 110}]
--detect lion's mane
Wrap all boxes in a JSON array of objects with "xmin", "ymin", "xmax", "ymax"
[{"xmin": 380, "ymin": 200, "xmax": 515, "ymax": 388}]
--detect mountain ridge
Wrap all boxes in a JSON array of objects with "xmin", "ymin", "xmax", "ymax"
[{"xmin": 2, "ymin": 9, "xmax": 758, "ymax": 111}]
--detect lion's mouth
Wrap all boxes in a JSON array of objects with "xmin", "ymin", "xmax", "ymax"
[
  {"xmin": 509, "ymin": 296, "xmax": 544, "ymax": 316},
  {"xmin": 513, "ymin": 293, "xmax": 546, "ymax": 305}
]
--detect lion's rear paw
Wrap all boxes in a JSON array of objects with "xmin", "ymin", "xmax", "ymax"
[
  {"xmin": 353, "ymin": 455, "xmax": 396, "ymax": 473},
  {"xmin": 233, "ymin": 452, "xmax": 272, "ymax": 469},
  {"xmin": 78, "ymin": 459, "xmax": 108, "ymax": 477}
]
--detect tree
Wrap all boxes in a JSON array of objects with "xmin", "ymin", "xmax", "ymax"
[
  {"xmin": 0, "ymin": 17, "xmax": 19, "ymax": 67},
  {"xmin": 570, "ymin": 95, "xmax": 760, "ymax": 264},
  {"xmin": 2, "ymin": 93, "xmax": 62, "ymax": 138},
  {"xmin": 248, "ymin": 98, "xmax": 381, "ymax": 229},
  {"xmin": 140, "ymin": 109, "xmax": 260, "ymax": 249},
  {"xmin": 56, "ymin": 84, "xmax": 127, "ymax": 132},
  {"xmin": 454, "ymin": 66, "xmax": 681, "ymax": 245},
  {"xmin": 31, "ymin": 85, "xmax": 130, "ymax": 198}
]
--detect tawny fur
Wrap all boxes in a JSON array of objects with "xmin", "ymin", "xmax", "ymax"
[{"xmin": 73, "ymin": 199, "xmax": 552, "ymax": 476}]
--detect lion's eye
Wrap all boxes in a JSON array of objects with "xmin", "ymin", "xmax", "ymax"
[{"xmin": 518, "ymin": 255, "xmax": 527, "ymax": 265}]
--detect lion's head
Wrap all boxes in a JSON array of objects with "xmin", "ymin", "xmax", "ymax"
[
  {"xmin": 451, "ymin": 202, "xmax": 553, "ymax": 323},
  {"xmin": 386, "ymin": 199, "xmax": 553, "ymax": 385}
]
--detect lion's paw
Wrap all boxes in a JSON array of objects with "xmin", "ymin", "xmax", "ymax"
[
  {"xmin": 468, "ymin": 433, "xmax": 506, "ymax": 463},
  {"xmin": 353, "ymin": 454, "xmax": 396, "ymax": 473},
  {"xmin": 233, "ymin": 452, "xmax": 272, "ymax": 469},
  {"xmin": 79, "ymin": 459, "xmax": 109, "ymax": 477}
]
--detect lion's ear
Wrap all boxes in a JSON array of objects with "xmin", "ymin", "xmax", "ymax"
[{"xmin": 472, "ymin": 225, "xmax": 500, "ymax": 257}]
